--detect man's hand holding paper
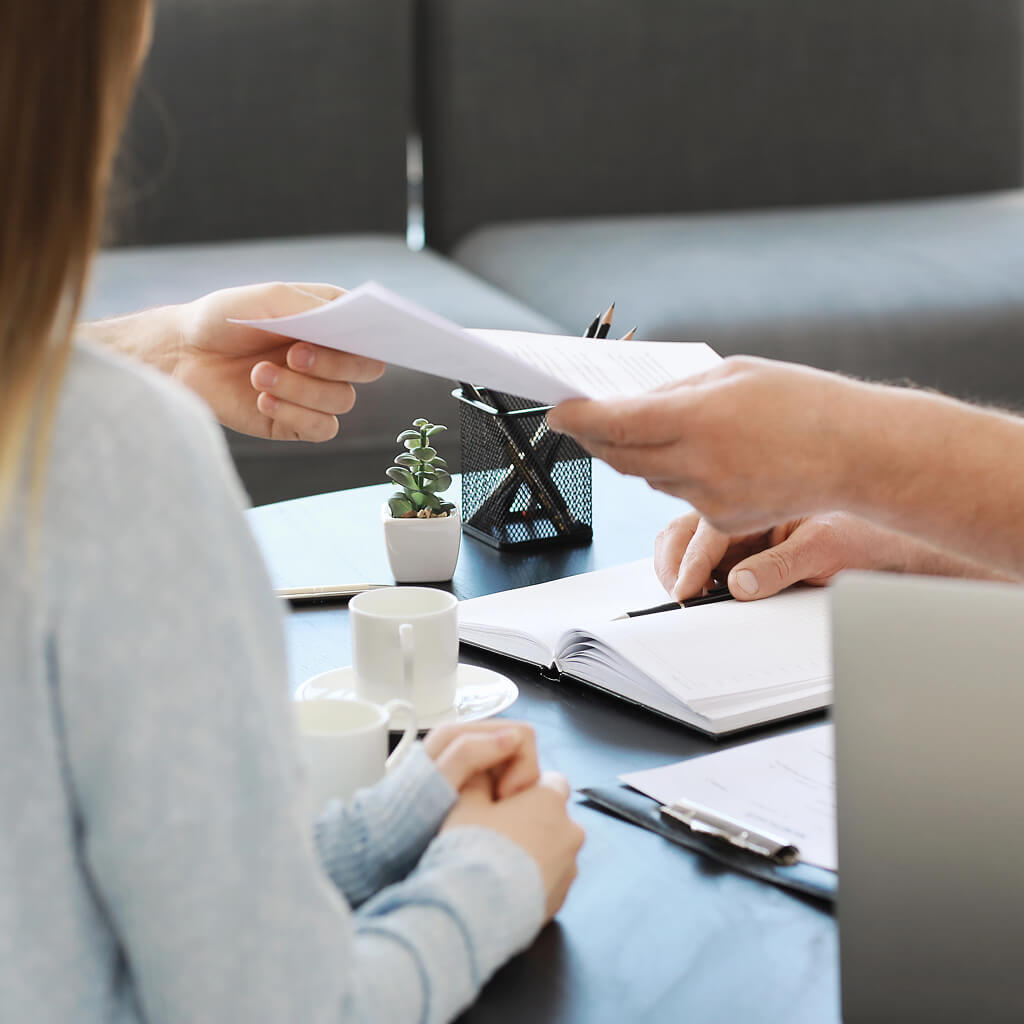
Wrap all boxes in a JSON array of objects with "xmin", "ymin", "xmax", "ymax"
[{"xmin": 547, "ymin": 356, "xmax": 860, "ymax": 533}]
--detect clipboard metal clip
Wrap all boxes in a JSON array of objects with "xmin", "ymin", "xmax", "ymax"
[{"xmin": 660, "ymin": 799, "xmax": 800, "ymax": 866}]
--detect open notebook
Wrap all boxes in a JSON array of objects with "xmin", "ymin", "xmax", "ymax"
[{"xmin": 458, "ymin": 560, "xmax": 831, "ymax": 736}]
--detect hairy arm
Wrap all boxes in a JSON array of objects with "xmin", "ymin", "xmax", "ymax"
[
  {"xmin": 549, "ymin": 357, "xmax": 1024, "ymax": 583},
  {"xmin": 838, "ymin": 382, "xmax": 1024, "ymax": 578}
]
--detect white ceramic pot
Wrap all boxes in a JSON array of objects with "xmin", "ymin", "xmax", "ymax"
[{"xmin": 381, "ymin": 504, "xmax": 462, "ymax": 583}]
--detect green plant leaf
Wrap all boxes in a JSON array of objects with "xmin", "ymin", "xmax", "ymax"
[
  {"xmin": 431, "ymin": 456, "xmax": 448, "ymax": 469},
  {"xmin": 410, "ymin": 446, "xmax": 437, "ymax": 462},
  {"xmin": 394, "ymin": 453, "xmax": 419, "ymax": 468},
  {"xmin": 425, "ymin": 424, "xmax": 447, "ymax": 437},
  {"xmin": 422, "ymin": 491, "xmax": 442, "ymax": 510},
  {"xmin": 409, "ymin": 490, "xmax": 428, "ymax": 508},
  {"xmin": 403, "ymin": 438, "xmax": 421, "ymax": 450},
  {"xmin": 388, "ymin": 495, "xmax": 414, "ymax": 517},
  {"xmin": 396, "ymin": 429, "xmax": 420, "ymax": 444},
  {"xmin": 412, "ymin": 418, "xmax": 430, "ymax": 428},
  {"xmin": 386, "ymin": 466, "xmax": 417, "ymax": 490},
  {"xmin": 426, "ymin": 470, "xmax": 451, "ymax": 494}
]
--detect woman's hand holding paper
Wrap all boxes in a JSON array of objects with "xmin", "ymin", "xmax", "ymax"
[{"xmin": 80, "ymin": 281, "xmax": 386, "ymax": 442}]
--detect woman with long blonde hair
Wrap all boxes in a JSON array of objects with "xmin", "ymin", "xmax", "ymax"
[{"xmin": 0, "ymin": 4, "xmax": 582, "ymax": 1021}]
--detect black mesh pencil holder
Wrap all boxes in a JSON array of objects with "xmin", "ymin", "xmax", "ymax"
[{"xmin": 454, "ymin": 387, "xmax": 593, "ymax": 550}]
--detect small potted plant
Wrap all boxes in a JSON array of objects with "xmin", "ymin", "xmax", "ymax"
[{"xmin": 381, "ymin": 418, "xmax": 461, "ymax": 582}]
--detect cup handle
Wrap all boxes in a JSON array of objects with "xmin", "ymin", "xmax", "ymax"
[
  {"xmin": 383, "ymin": 698, "xmax": 418, "ymax": 770},
  {"xmin": 399, "ymin": 623, "xmax": 415, "ymax": 698}
]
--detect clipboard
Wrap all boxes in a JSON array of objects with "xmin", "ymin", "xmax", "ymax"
[{"xmin": 579, "ymin": 783, "xmax": 837, "ymax": 903}]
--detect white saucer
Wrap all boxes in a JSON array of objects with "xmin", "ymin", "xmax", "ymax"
[{"xmin": 294, "ymin": 664, "xmax": 519, "ymax": 732}]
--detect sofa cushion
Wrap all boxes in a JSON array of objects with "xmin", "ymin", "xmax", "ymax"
[
  {"xmin": 110, "ymin": 0, "xmax": 413, "ymax": 245},
  {"xmin": 454, "ymin": 191, "xmax": 1024, "ymax": 404},
  {"xmin": 419, "ymin": 0, "xmax": 1022, "ymax": 252},
  {"xmin": 86, "ymin": 235, "xmax": 561, "ymax": 503}
]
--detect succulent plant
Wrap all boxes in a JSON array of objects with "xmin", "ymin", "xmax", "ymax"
[{"xmin": 386, "ymin": 418, "xmax": 456, "ymax": 518}]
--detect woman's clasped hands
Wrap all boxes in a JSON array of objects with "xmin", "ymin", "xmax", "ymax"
[{"xmin": 423, "ymin": 722, "xmax": 585, "ymax": 923}]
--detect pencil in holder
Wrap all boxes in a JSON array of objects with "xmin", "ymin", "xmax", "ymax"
[{"xmin": 454, "ymin": 386, "xmax": 593, "ymax": 550}]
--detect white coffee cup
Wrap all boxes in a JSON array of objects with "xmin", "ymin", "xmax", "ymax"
[
  {"xmin": 295, "ymin": 696, "xmax": 417, "ymax": 808},
  {"xmin": 349, "ymin": 586, "xmax": 459, "ymax": 717}
]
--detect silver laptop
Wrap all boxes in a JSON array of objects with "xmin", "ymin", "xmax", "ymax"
[{"xmin": 833, "ymin": 572, "xmax": 1024, "ymax": 1023}]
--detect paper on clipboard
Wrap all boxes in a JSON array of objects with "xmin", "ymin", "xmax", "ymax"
[
  {"xmin": 234, "ymin": 281, "xmax": 721, "ymax": 406},
  {"xmin": 620, "ymin": 724, "xmax": 837, "ymax": 871}
]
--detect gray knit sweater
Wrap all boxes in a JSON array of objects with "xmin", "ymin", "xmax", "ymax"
[{"xmin": 0, "ymin": 344, "xmax": 543, "ymax": 1023}]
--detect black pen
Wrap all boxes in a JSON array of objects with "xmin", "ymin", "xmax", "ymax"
[{"xmin": 613, "ymin": 587, "xmax": 734, "ymax": 620}]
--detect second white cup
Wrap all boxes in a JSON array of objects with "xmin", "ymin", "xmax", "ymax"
[
  {"xmin": 349, "ymin": 586, "xmax": 459, "ymax": 717},
  {"xmin": 295, "ymin": 696, "xmax": 417, "ymax": 809}
]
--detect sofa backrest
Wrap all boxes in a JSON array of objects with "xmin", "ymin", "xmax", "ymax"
[
  {"xmin": 418, "ymin": 0, "xmax": 1024, "ymax": 252},
  {"xmin": 109, "ymin": 0, "xmax": 412, "ymax": 246}
]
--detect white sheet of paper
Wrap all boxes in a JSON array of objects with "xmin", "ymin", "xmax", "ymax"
[
  {"xmin": 620, "ymin": 724, "xmax": 837, "ymax": 871},
  {"xmin": 234, "ymin": 281, "xmax": 721, "ymax": 404}
]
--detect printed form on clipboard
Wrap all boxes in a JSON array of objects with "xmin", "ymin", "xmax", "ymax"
[{"xmin": 620, "ymin": 724, "xmax": 838, "ymax": 871}]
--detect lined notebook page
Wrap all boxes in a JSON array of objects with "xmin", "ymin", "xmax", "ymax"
[
  {"xmin": 458, "ymin": 560, "xmax": 669, "ymax": 663},
  {"xmin": 562, "ymin": 586, "xmax": 831, "ymax": 705}
]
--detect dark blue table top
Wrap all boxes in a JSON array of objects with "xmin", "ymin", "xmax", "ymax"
[{"xmin": 248, "ymin": 460, "xmax": 838, "ymax": 1024}]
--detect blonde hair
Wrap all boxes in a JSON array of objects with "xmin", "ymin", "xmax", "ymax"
[{"xmin": 0, "ymin": 1, "xmax": 148, "ymax": 519}]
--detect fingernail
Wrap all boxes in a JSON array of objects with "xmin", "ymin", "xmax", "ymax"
[
  {"xmin": 253, "ymin": 364, "xmax": 279, "ymax": 388},
  {"xmin": 291, "ymin": 345, "xmax": 315, "ymax": 370},
  {"xmin": 734, "ymin": 569, "xmax": 759, "ymax": 596}
]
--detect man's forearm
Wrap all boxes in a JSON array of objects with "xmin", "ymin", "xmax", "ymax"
[{"xmin": 838, "ymin": 383, "xmax": 1024, "ymax": 579}]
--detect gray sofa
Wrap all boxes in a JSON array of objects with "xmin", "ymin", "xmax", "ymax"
[{"xmin": 87, "ymin": 0, "xmax": 1024, "ymax": 505}]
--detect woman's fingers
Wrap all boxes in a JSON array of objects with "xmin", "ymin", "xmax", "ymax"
[
  {"xmin": 284, "ymin": 343, "xmax": 385, "ymax": 384},
  {"xmin": 251, "ymin": 352, "xmax": 389, "ymax": 442},
  {"xmin": 433, "ymin": 729, "xmax": 526, "ymax": 793},
  {"xmin": 424, "ymin": 721, "xmax": 540, "ymax": 798},
  {"xmin": 493, "ymin": 726, "xmax": 540, "ymax": 798},
  {"xmin": 538, "ymin": 771, "xmax": 571, "ymax": 800},
  {"xmin": 255, "ymin": 392, "xmax": 341, "ymax": 442},
  {"xmin": 251, "ymin": 361, "xmax": 359, "ymax": 416}
]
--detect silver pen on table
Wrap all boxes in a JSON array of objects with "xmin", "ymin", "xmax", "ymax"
[{"xmin": 276, "ymin": 583, "xmax": 391, "ymax": 604}]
